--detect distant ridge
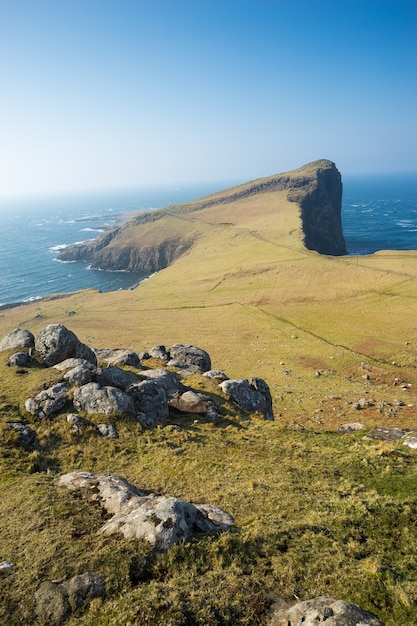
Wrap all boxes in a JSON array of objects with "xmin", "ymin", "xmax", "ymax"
[{"xmin": 58, "ymin": 159, "xmax": 346, "ymax": 272}]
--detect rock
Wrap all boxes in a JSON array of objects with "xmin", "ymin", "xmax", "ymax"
[
  {"xmin": 73, "ymin": 383, "xmax": 134, "ymax": 415},
  {"xmin": 0, "ymin": 561, "xmax": 14, "ymax": 575},
  {"xmin": 149, "ymin": 345, "xmax": 170, "ymax": 361},
  {"xmin": 403, "ymin": 435, "xmax": 417, "ymax": 449},
  {"xmin": 63, "ymin": 364, "xmax": 93, "ymax": 386},
  {"xmin": 25, "ymin": 383, "xmax": 70, "ymax": 417},
  {"xmin": 94, "ymin": 365, "xmax": 139, "ymax": 391},
  {"xmin": 203, "ymin": 369, "xmax": 229, "ymax": 381},
  {"xmin": 96, "ymin": 423, "xmax": 119, "ymax": 438},
  {"xmin": 269, "ymin": 595, "xmax": 385, "ymax": 626},
  {"xmin": 94, "ymin": 348, "xmax": 142, "ymax": 368},
  {"xmin": 35, "ymin": 572, "xmax": 105, "ymax": 625},
  {"xmin": 337, "ymin": 422, "xmax": 365, "ymax": 433},
  {"xmin": 35, "ymin": 581, "xmax": 72, "ymax": 625},
  {"xmin": 168, "ymin": 390, "xmax": 218, "ymax": 419},
  {"xmin": 127, "ymin": 380, "xmax": 169, "ymax": 425},
  {"xmin": 168, "ymin": 343, "xmax": 211, "ymax": 372},
  {"xmin": 66, "ymin": 413, "xmax": 95, "ymax": 434},
  {"xmin": 35, "ymin": 324, "xmax": 97, "ymax": 367},
  {"xmin": 0, "ymin": 328, "xmax": 35, "ymax": 351},
  {"xmin": 62, "ymin": 571, "xmax": 106, "ymax": 611},
  {"xmin": 138, "ymin": 368, "xmax": 182, "ymax": 398},
  {"xmin": 53, "ymin": 358, "xmax": 95, "ymax": 371},
  {"xmin": 7, "ymin": 422, "xmax": 39, "ymax": 450},
  {"xmin": 8, "ymin": 351, "xmax": 35, "ymax": 367},
  {"xmin": 220, "ymin": 377, "xmax": 274, "ymax": 420},
  {"xmin": 56, "ymin": 472, "xmax": 233, "ymax": 550},
  {"xmin": 364, "ymin": 427, "xmax": 410, "ymax": 441}
]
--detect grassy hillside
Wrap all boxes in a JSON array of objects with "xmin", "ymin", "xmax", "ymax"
[{"xmin": 0, "ymin": 162, "xmax": 416, "ymax": 624}]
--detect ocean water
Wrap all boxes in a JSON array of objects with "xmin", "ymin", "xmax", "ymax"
[{"xmin": 0, "ymin": 174, "xmax": 416, "ymax": 307}]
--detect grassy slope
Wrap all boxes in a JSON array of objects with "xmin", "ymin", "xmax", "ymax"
[{"xmin": 0, "ymin": 169, "xmax": 416, "ymax": 624}]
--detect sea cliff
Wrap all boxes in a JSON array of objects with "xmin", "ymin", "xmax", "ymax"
[{"xmin": 58, "ymin": 159, "xmax": 346, "ymax": 271}]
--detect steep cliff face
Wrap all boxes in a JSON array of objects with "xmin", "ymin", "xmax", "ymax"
[
  {"xmin": 58, "ymin": 159, "xmax": 346, "ymax": 271},
  {"xmin": 287, "ymin": 160, "xmax": 347, "ymax": 255}
]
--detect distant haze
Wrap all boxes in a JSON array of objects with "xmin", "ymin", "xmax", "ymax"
[{"xmin": 1, "ymin": 0, "xmax": 416, "ymax": 198}]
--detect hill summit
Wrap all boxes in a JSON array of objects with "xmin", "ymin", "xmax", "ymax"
[{"xmin": 58, "ymin": 159, "xmax": 347, "ymax": 272}]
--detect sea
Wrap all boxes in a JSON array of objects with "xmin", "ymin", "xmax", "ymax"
[{"xmin": 0, "ymin": 174, "xmax": 416, "ymax": 308}]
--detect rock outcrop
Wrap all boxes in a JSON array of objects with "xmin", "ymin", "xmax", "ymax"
[
  {"xmin": 57, "ymin": 160, "xmax": 346, "ymax": 271},
  {"xmin": 56, "ymin": 472, "xmax": 234, "ymax": 550},
  {"xmin": 269, "ymin": 595, "xmax": 385, "ymax": 626}
]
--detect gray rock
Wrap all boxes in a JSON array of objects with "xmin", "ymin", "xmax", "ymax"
[
  {"xmin": 0, "ymin": 328, "xmax": 35, "ymax": 351},
  {"xmin": 8, "ymin": 351, "xmax": 35, "ymax": 367},
  {"xmin": 220, "ymin": 377, "xmax": 274, "ymax": 420},
  {"xmin": 403, "ymin": 435, "xmax": 417, "ymax": 449},
  {"xmin": 149, "ymin": 345, "xmax": 170, "ymax": 360},
  {"xmin": 73, "ymin": 382, "xmax": 134, "ymax": 415},
  {"xmin": 168, "ymin": 390, "xmax": 218, "ymax": 419},
  {"xmin": 0, "ymin": 561, "xmax": 14, "ymax": 575},
  {"xmin": 35, "ymin": 324, "xmax": 97, "ymax": 367},
  {"xmin": 7, "ymin": 422, "xmax": 39, "ymax": 450},
  {"xmin": 53, "ymin": 358, "xmax": 95, "ymax": 371},
  {"xmin": 63, "ymin": 364, "xmax": 93, "ymax": 386},
  {"xmin": 66, "ymin": 413, "xmax": 95, "ymax": 434},
  {"xmin": 96, "ymin": 423, "xmax": 119, "ymax": 438},
  {"xmin": 364, "ymin": 427, "xmax": 410, "ymax": 441},
  {"xmin": 35, "ymin": 572, "xmax": 105, "ymax": 625},
  {"xmin": 269, "ymin": 595, "xmax": 385, "ymax": 626},
  {"xmin": 203, "ymin": 369, "xmax": 229, "ymax": 381},
  {"xmin": 168, "ymin": 343, "xmax": 211, "ymax": 372},
  {"xmin": 138, "ymin": 368, "xmax": 181, "ymax": 398},
  {"xmin": 94, "ymin": 348, "xmax": 142, "ymax": 368},
  {"xmin": 56, "ymin": 472, "xmax": 233, "ymax": 550},
  {"xmin": 127, "ymin": 380, "xmax": 169, "ymax": 425},
  {"xmin": 337, "ymin": 422, "xmax": 365, "ymax": 433},
  {"xmin": 25, "ymin": 383, "xmax": 69, "ymax": 417},
  {"xmin": 35, "ymin": 581, "xmax": 72, "ymax": 625},
  {"xmin": 94, "ymin": 365, "xmax": 139, "ymax": 391}
]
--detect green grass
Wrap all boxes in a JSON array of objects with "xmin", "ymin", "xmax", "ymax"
[{"xmin": 1, "ymin": 166, "xmax": 417, "ymax": 624}]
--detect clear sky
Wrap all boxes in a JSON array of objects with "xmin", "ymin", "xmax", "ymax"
[{"xmin": 1, "ymin": 0, "xmax": 416, "ymax": 197}]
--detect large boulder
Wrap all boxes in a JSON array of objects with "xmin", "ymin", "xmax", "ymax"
[
  {"xmin": 138, "ymin": 368, "xmax": 182, "ymax": 398},
  {"xmin": 8, "ymin": 351, "xmax": 36, "ymax": 367},
  {"xmin": 127, "ymin": 380, "xmax": 169, "ymax": 426},
  {"xmin": 56, "ymin": 472, "xmax": 233, "ymax": 551},
  {"xmin": 73, "ymin": 383, "xmax": 134, "ymax": 415},
  {"xmin": 35, "ymin": 324, "xmax": 97, "ymax": 367},
  {"xmin": 220, "ymin": 377, "xmax": 274, "ymax": 420},
  {"xmin": 168, "ymin": 343, "xmax": 211, "ymax": 372},
  {"xmin": 269, "ymin": 595, "xmax": 385, "ymax": 626},
  {"xmin": 0, "ymin": 328, "xmax": 35, "ymax": 351},
  {"xmin": 94, "ymin": 366, "xmax": 139, "ymax": 391},
  {"xmin": 63, "ymin": 364, "xmax": 93, "ymax": 386},
  {"xmin": 25, "ymin": 383, "xmax": 70, "ymax": 417}
]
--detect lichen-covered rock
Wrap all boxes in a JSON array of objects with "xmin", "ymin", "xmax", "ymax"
[
  {"xmin": 403, "ymin": 435, "xmax": 417, "ymax": 449},
  {"xmin": 96, "ymin": 423, "xmax": 119, "ymax": 438},
  {"xmin": 25, "ymin": 383, "xmax": 70, "ymax": 417},
  {"xmin": 364, "ymin": 427, "xmax": 410, "ymax": 441},
  {"xmin": 94, "ymin": 365, "xmax": 138, "ymax": 391},
  {"xmin": 203, "ymin": 369, "xmax": 229, "ymax": 381},
  {"xmin": 94, "ymin": 348, "xmax": 142, "ymax": 368},
  {"xmin": 8, "ymin": 351, "xmax": 35, "ymax": 367},
  {"xmin": 73, "ymin": 382, "xmax": 134, "ymax": 415},
  {"xmin": 220, "ymin": 377, "xmax": 274, "ymax": 420},
  {"xmin": 35, "ymin": 572, "xmax": 105, "ymax": 625},
  {"xmin": 7, "ymin": 422, "xmax": 39, "ymax": 450},
  {"xmin": 149, "ymin": 345, "xmax": 170, "ymax": 360},
  {"xmin": 138, "ymin": 368, "xmax": 181, "ymax": 398},
  {"xmin": 0, "ymin": 328, "xmax": 35, "ymax": 351},
  {"xmin": 269, "ymin": 595, "xmax": 385, "ymax": 626},
  {"xmin": 168, "ymin": 343, "xmax": 211, "ymax": 372},
  {"xmin": 127, "ymin": 380, "xmax": 169, "ymax": 425},
  {"xmin": 35, "ymin": 324, "xmax": 97, "ymax": 367},
  {"xmin": 53, "ymin": 358, "xmax": 95, "ymax": 371},
  {"xmin": 63, "ymin": 364, "xmax": 93, "ymax": 386},
  {"xmin": 56, "ymin": 472, "xmax": 233, "ymax": 550},
  {"xmin": 168, "ymin": 390, "xmax": 218, "ymax": 419},
  {"xmin": 66, "ymin": 413, "xmax": 95, "ymax": 434}
]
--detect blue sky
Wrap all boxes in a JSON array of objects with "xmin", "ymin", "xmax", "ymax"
[{"xmin": 1, "ymin": 0, "xmax": 416, "ymax": 197}]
